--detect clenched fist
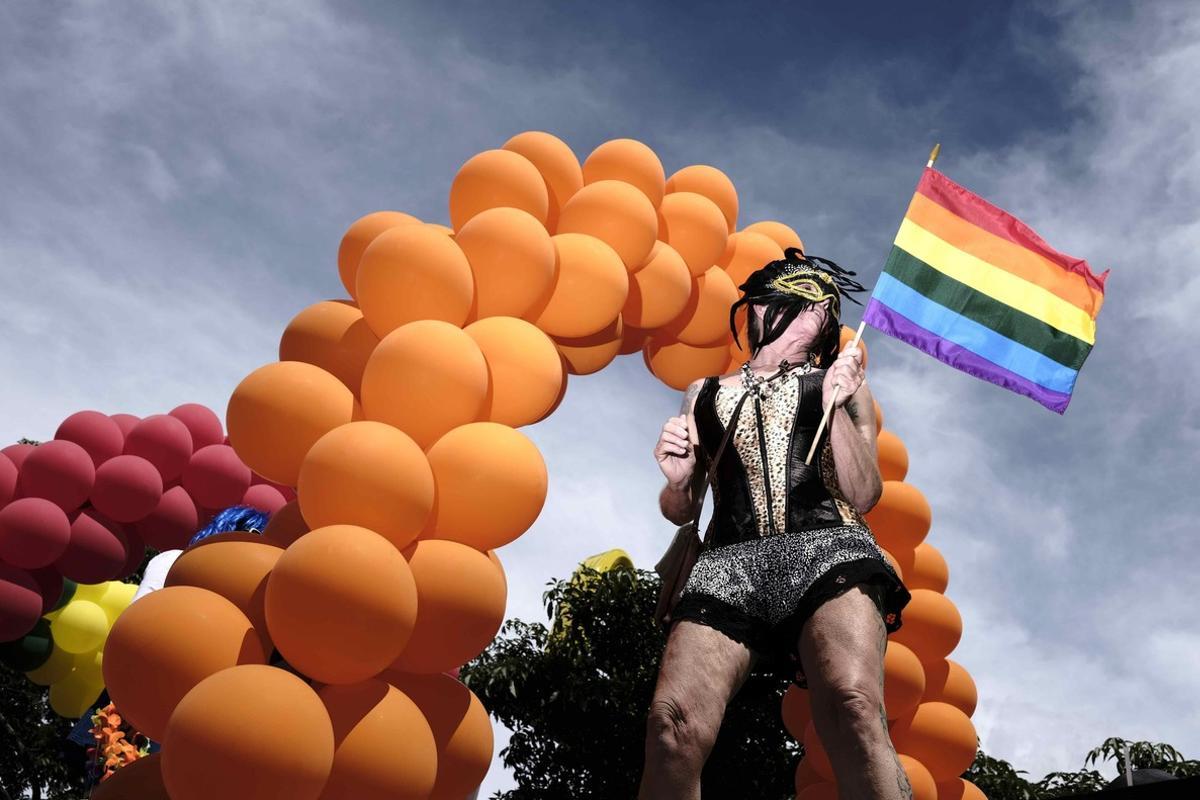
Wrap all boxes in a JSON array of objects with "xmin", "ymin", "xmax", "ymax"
[
  {"xmin": 822, "ymin": 344, "xmax": 865, "ymax": 409},
  {"xmin": 654, "ymin": 415, "xmax": 696, "ymax": 488}
]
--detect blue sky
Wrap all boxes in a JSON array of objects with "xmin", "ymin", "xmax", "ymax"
[{"xmin": 2, "ymin": 0, "xmax": 1197, "ymax": 795}]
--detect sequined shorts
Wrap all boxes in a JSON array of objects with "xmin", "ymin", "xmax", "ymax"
[{"xmin": 671, "ymin": 524, "xmax": 911, "ymax": 687}]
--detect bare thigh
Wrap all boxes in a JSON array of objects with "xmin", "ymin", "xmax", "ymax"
[
  {"xmin": 651, "ymin": 620, "xmax": 757, "ymax": 731},
  {"xmin": 798, "ymin": 583, "xmax": 888, "ymax": 698}
]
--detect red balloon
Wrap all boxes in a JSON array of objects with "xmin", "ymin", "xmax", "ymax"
[
  {"xmin": 0, "ymin": 453, "xmax": 16, "ymax": 511},
  {"xmin": 110, "ymin": 414, "xmax": 141, "ymax": 437},
  {"xmin": 0, "ymin": 444, "xmax": 35, "ymax": 471},
  {"xmin": 0, "ymin": 498, "xmax": 72, "ymax": 569},
  {"xmin": 0, "ymin": 564, "xmax": 41, "ymax": 641},
  {"xmin": 116, "ymin": 524, "xmax": 147, "ymax": 580},
  {"xmin": 56, "ymin": 510, "xmax": 127, "ymax": 583},
  {"xmin": 136, "ymin": 486, "xmax": 200, "ymax": 551},
  {"xmin": 123, "ymin": 415, "xmax": 194, "ymax": 484},
  {"xmin": 242, "ymin": 484, "xmax": 287, "ymax": 514},
  {"xmin": 55, "ymin": 411, "xmax": 125, "ymax": 468},
  {"xmin": 28, "ymin": 567, "xmax": 65, "ymax": 614},
  {"xmin": 183, "ymin": 445, "xmax": 252, "ymax": 510},
  {"xmin": 169, "ymin": 404, "xmax": 225, "ymax": 452},
  {"xmin": 91, "ymin": 455, "xmax": 164, "ymax": 523},
  {"xmin": 17, "ymin": 440, "xmax": 95, "ymax": 512}
]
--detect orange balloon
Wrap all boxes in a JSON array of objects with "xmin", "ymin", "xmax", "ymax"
[
  {"xmin": 449, "ymin": 149, "xmax": 548, "ymax": 230},
  {"xmin": 658, "ymin": 192, "xmax": 729, "ymax": 277},
  {"xmin": 91, "ymin": 752, "xmax": 168, "ymax": 800},
  {"xmin": 529, "ymin": 233, "xmax": 629, "ymax": 338},
  {"xmin": 643, "ymin": 334, "xmax": 730, "ymax": 391},
  {"xmin": 392, "ymin": 539, "xmax": 507, "ymax": 674},
  {"xmin": 874, "ymin": 396, "xmax": 884, "ymax": 433},
  {"xmin": 619, "ymin": 325, "xmax": 651, "ymax": 355},
  {"xmin": 533, "ymin": 358, "xmax": 569, "ymax": 424},
  {"xmin": 424, "ymin": 223, "xmax": 454, "ymax": 236},
  {"xmin": 893, "ymin": 542, "xmax": 949, "ymax": 593},
  {"xmin": 456, "ymin": 207, "xmax": 555, "ymax": 320},
  {"xmin": 781, "ymin": 684, "xmax": 811, "ymax": 739},
  {"xmin": 922, "ymin": 659, "xmax": 977, "ymax": 717},
  {"xmin": 898, "ymin": 754, "xmax": 939, "ymax": 800},
  {"xmin": 164, "ymin": 536, "xmax": 284, "ymax": 654},
  {"xmin": 360, "ymin": 320, "xmax": 488, "ymax": 450},
  {"xmin": 555, "ymin": 316, "xmax": 624, "ymax": 375},
  {"xmin": 936, "ymin": 778, "xmax": 988, "ymax": 800},
  {"xmin": 263, "ymin": 499, "xmax": 310, "ymax": 548},
  {"xmin": 502, "ymin": 131, "xmax": 582, "ymax": 232},
  {"xmin": 793, "ymin": 759, "xmax": 824, "ymax": 795},
  {"xmin": 465, "ymin": 317, "xmax": 564, "ymax": 426},
  {"xmin": 357, "ymin": 225, "xmax": 475, "ymax": 337},
  {"xmin": 890, "ymin": 589, "xmax": 963, "ymax": 662},
  {"xmin": 622, "ymin": 241, "xmax": 692, "ymax": 330},
  {"xmin": 298, "ymin": 422, "xmax": 434, "ymax": 549},
  {"xmin": 582, "ymin": 138, "xmax": 665, "ymax": 207},
  {"xmin": 718, "ymin": 230, "xmax": 784, "ymax": 288},
  {"xmin": 265, "ymin": 525, "xmax": 418, "ymax": 684},
  {"xmin": 880, "ymin": 547, "xmax": 904, "ymax": 581},
  {"xmin": 557, "ymin": 180, "xmax": 658, "ymax": 269},
  {"xmin": 162, "ymin": 665, "xmax": 334, "ymax": 800},
  {"xmin": 319, "ymin": 680, "xmax": 437, "ymax": 800},
  {"xmin": 864, "ymin": 481, "xmax": 932, "ymax": 552},
  {"xmin": 227, "ymin": 361, "xmax": 355, "ymax": 486},
  {"xmin": 338, "ymin": 211, "xmax": 421, "ymax": 299},
  {"xmin": 876, "ymin": 430, "xmax": 909, "ymax": 482},
  {"xmin": 279, "ymin": 300, "xmax": 379, "ymax": 396},
  {"xmin": 884, "ymin": 641, "xmax": 926, "ymax": 720},
  {"xmin": 890, "ymin": 702, "xmax": 977, "ymax": 781},
  {"xmin": 743, "ymin": 220, "xmax": 804, "ymax": 252},
  {"xmin": 797, "ymin": 784, "xmax": 837, "ymax": 800},
  {"xmin": 383, "ymin": 671, "xmax": 494, "ymax": 800},
  {"xmin": 802, "ymin": 719, "xmax": 835, "ymax": 780},
  {"xmin": 424, "ymin": 422, "xmax": 547, "ymax": 551},
  {"xmin": 662, "ymin": 266, "xmax": 738, "ymax": 346},
  {"xmin": 103, "ymin": 586, "xmax": 265, "ymax": 739},
  {"xmin": 839, "ymin": 325, "xmax": 870, "ymax": 371},
  {"xmin": 666, "ymin": 165, "xmax": 738, "ymax": 232}
]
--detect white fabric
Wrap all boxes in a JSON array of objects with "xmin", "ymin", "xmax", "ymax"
[{"xmin": 131, "ymin": 549, "xmax": 182, "ymax": 603}]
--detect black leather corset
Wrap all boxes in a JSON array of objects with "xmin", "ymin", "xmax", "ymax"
[{"xmin": 695, "ymin": 372, "xmax": 852, "ymax": 549}]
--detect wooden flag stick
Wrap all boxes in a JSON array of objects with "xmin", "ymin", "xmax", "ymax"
[
  {"xmin": 804, "ymin": 320, "xmax": 867, "ymax": 465},
  {"xmin": 927, "ymin": 142, "xmax": 941, "ymax": 168}
]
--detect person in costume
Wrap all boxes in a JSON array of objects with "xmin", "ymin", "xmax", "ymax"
[{"xmin": 640, "ymin": 248, "xmax": 913, "ymax": 799}]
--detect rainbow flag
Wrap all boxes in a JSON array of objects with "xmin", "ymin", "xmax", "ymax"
[{"xmin": 864, "ymin": 168, "xmax": 1108, "ymax": 414}]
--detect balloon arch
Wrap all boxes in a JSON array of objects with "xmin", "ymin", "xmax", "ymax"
[{"xmin": 9, "ymin": 132, "xmax": 985, "ymax": 800}]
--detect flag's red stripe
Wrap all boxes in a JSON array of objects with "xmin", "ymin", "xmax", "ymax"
[{"xmin": 916, "ymin": 168, "xmax": 1109, "ymax": 295}]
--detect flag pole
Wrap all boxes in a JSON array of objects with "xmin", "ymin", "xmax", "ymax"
[{"xmin": 803, "ymin": 143, "xmax": 941, "ymax": 466}]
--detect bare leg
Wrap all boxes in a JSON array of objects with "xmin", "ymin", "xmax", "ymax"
[
  {"xmin": 799, "ymin": 585, "xmax": 912, "ymax": 800},
  {"xmin": 638, "ymin": 620, "xmax": 756, "ymax": 800}
]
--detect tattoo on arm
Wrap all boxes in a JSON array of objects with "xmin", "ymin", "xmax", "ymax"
[{"xmin": 680, "ymin": 382, "xmax": 700, "ymax": 416}]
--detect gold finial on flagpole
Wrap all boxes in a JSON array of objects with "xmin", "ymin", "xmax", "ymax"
[{"xmin": 927, "ymin": 143, "xmax": 941, "ymax": 168}]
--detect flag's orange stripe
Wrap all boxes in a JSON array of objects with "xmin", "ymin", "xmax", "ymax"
[{"xmin": 905, "ymin": 192, "xmax": 1105, "ymax": 317}]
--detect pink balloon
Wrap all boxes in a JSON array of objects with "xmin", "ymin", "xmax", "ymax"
[
  {"xmin": 16, "ymin": 441, "xmax": 95, "ymax": 512},
  {"xmin": 91, "ymin": 454, "xmax": 164, "ymax": 523},
  {"xmin": 0, "ymin": 453, "xmax": 16, "ymax": 510},
  {"xmin": 136, "ymin": 485, "xmax": 199, "ymax": 551},
  {"xmin": 182, "ymin": 445, "xmax": 252, "ymax": 510},
  {"xmin": 0, "ymin": 564, "xmax": 41, "ymax": 642},
  {"xmin": 0, "ymin": 498, "xmax": 72, "ymax": 569},
  {"xmin": 241, "ymin": 484, "xmax": 286, "ymax": 514},
  {"xmin": 55, "ymin": 411, "xmax": 125, "ymax": 467},
  {"xmin": 169, "ymin": 404, "xmax": 225, "ymax": 452},
  {"xmin": 56, "ymin": 510, "xmax": 127, "ymax": 583},
  {"xmin": 0, "ymin": 443, "xmax": 35, "ymax": 471},
  {"xmin": 110, "ymin": 414, "xmax": 141, "ymax": 438},
  {"xmin": 123, "ymin": 415, "xmax": 193, "ymax": 484},
  {"xmin": 28, "ymin": 566, "xmax": 66, "ymax": 614}
]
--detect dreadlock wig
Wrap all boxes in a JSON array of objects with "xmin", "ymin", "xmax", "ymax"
[
  {"xmin": 729, "ymin": 247, "xmax": 866, "ymax": 366},
  {"xmin": 188, "ymin": 505, "xmax": 271, "ymax": 548}
]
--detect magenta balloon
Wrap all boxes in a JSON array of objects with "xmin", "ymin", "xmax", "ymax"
[
  {"xmin": 55, "ymin": 411, "xmax": 125, "ymax": 467},
  {"xmin": 123, "ymin": 415, "xmax": 193, "ymax": 484},
  {"xmin": 0, "ymin": 444, "xmax": 35, "ymax": 471},
  {"xmin": 110, "ymin": 414, "xmax": 141, "ymax": 438},
  {"xmin": 56, "ymin": 510, "xmax": 127, "ymax": 583},
  {"xmin": 16, "ymin": 440, "xmax": 95, "ymax": 512},
  {"xmin": 241, "ymin": 484, "xmax": 286, "ymax": 514},
  {"xmin": 0, "ymin": 564, "xmax": 42, "ymax": 641},
  {"xmin": 0, "ymin": 453, "xmax": 16, "ymax": 510},
  {"xmin": 182, "ymin": 445, "xmax": 252, "ymax": 510},
  {"xmin": 28, "ymin": 566, "xmax": 66, "ymax": 614},
  {"xmin": 0, "ymin": 498, "xmax": 72, "ymax": 569},
  {"xmin": 169, "ymin": 404, "xmax": 225, "ymax": 452},
  {"xmin": 91, "ymin": 454, "xmax": 164, "ymax": 523},
  {"xmin": 136, "ymin": 485, "xmax": 199, "ymax": 551}
]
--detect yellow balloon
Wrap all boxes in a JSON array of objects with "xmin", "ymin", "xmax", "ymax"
[
  {"xmin": 49, "ymin": 669, "xmax": 104, "ymax": 718},
  {"xmin": 26, "ymin": 644, "xmax": 74, "ymax": 686},
  {"xmin": 51, "ymin": 600, "xmax": 109, "ymax": 654},
  {"xmin": 98, "ymin": 581, "xmax": 137, "ymax": 623}
]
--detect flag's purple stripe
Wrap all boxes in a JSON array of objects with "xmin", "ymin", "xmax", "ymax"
[{"xmin": 864, "ymin": 298, "xmax": 1072, "ymax": 414}]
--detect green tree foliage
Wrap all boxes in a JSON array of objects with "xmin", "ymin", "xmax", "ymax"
[
  {"xmin": 0, "ymin": 663, "xmax": 90, "ymax": 800},
  {"xmin": 460, "ymin": 566, "xmax": 802, "ymax": 799}
]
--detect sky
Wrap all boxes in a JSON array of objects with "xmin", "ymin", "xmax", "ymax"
[{"xmin": 2, "ymin": 0, "xmax": 1198, "ymax": 795}]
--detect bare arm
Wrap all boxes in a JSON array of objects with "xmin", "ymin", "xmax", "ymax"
[
  {"xmin": 829, "ymin": 382, "xmax": 883, "ymax": 513},
  {"xmin": 657, "ymin": 379, "xmax": 706, "ymax": 525}
]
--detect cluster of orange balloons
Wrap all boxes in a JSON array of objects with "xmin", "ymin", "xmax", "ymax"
[{"xmin": 783, "ymin": 396, "xmax": 985, "ymax": 800}]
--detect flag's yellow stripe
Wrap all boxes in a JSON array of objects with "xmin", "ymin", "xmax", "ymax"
[{"xmin": 894, "ymin": 219, "xmax": 1097, "ymax": 345}]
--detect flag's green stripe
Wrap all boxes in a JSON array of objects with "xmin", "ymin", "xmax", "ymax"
[{"xmin": 883, "ymin": 247, "xmax": 1092, "ymax": 371}]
